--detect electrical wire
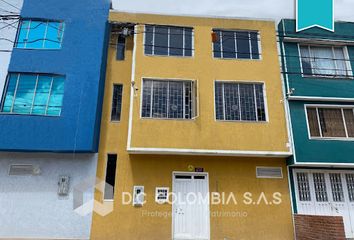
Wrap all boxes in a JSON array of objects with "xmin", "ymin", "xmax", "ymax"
[{"xmin": 0, "ymin": 0, "xmax": 21, "ymax": 11}]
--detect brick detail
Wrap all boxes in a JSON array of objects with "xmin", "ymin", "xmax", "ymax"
[{"xmin": 294, "ymin": 214, "xmax": 346, "ymax": 240}]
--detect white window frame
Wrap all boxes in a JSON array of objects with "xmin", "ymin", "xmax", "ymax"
[
  {"xmin": 144, "ymin": 25, "xmax": 194, "ymax": 57},
  {"xmin": 212, "ymin": 29, "xmax": 262, "ymax": 60},
  {"xmin": 304, "ymin": 104, "xmax": 354, "ymax": 141},
  {"xmin": 140, "ymin": 78, "xmax": 198, "ymax": 120},
  {"xmin": 298, "ymin": 44, "xmax": 353, "ymax": 79},
  {"xmin": 213, "ymin": 80, "xmax": 268, "ymax": 123}
]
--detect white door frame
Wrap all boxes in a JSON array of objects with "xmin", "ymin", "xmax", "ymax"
[{"xmin": 172, "ymin": 171, "xmax": 210, "ymax": 240}]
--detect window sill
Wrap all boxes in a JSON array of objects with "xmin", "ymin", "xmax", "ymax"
[
  {"xmin": 140, "ymin": 117, "xmax": 196, "ymax": 121},
  {"xmin": 213, "ymin": 56, "xmax": 262, "ymax": 61},
  {"xmin": 144, "ymin": 53, "xmax": 194, "ymax": 58},
  {"xmin": 215, "ymin": 119, "xmax": 268, "ymax": 123},
  {"xmin": 310, "ymin": 137, "xmax": 354, "ymax": 142},
  {"xmin": 0, "ymin": 112, "xmax": 60, "ymax": 118},
  {"xmin": 302, "ymin": 74, "xmax": 354, "ymax": 80}
]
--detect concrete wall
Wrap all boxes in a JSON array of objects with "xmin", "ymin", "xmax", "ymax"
[{"xmin": 0, "ymin": 152, "xmax": 98, "ymax": 239}]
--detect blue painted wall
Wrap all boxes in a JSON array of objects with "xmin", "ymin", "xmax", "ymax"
[
  {"xmin": 279, "ymin": 19, "xmax": 354, "ymax": 164},
  {"xmin": 0, "ymin": 0, "xmax": 110, "ymax": 152}
]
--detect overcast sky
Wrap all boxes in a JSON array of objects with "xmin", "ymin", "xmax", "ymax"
[{"xmin": 113, "ymin": 0, "xmax": 354, "ymax": 22}]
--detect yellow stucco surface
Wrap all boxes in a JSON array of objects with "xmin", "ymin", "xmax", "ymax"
[
  {"xmin": 90, "ymin": 12, "xmax": 294, "ymax": 240},
  {"xmin": 108, "ymin": 12, "xmax": 290, "ymax": 152}
]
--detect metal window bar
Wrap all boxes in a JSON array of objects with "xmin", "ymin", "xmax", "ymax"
[
  {"xmin": 346, "ymin": 174, "xmax": 354, "ymax": 202},
  {"xmin": 297, "ymin": 172, "xmax": 311, "ymax": 201},
  {"xmin": 313, "ymin": 173, "xmax": 328, "ymax": 202},
  {"xmin": 329, "ymin": 173, "xmax": 344, "ymax": 202}
]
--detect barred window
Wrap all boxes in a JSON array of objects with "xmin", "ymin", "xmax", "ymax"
[
  {"xmin": 144, "ymin": 25, "xmax": 193, "ymax": 57},
  {"xmin": 215, "ymin": 82, "xmax": 266, "ymax": 121},
  {"xmin": 329, "ymin": 173, "xmax": 344, "ymax": 202},
  {"xmin": 141, "ymin": 79, "xmax": 196, "ymax": 119},
  {"xmin": 111, "ymin": 84, "xmax": 123, "ymax": 121},
  {"xmin": 300, "ymin": 45, "xmax": 351, "ymax": 78},
  {"xmin": 1, "ymin": 73, "xmax": 65, "ymax": 116},
  {"xmin": 306, "ymin": 106, "xmax": 354, "ymax": 139},
  {"xmin": 296, "ymin": 172, "xmax": 311, "ymax": 201},
  {"xmin": 213, "ymin": 30, "xmax": 260, "ymax": 59},
  {"xmin": 313, "ymin": 173, "xmax": 328, "ymax": 202}
]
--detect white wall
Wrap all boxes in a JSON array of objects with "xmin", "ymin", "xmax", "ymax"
[
  {"xmin": 0, "ymin": 0, "xmax": 23, "ymax": 98},
  {"xmin": 0, "ymin": 152, "xmax": 98, "ymax": 239}
]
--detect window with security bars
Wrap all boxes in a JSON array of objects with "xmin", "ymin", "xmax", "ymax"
[
  {"xmin": 1, "ymin": 73, "xmax": 65, "ymax": 116},
  {"xmin": 306, "ymin": 106, "xmax": 354, "ymax": 139},
  {"xmin": 296, "ymin": 172, "xmax": 311, "ymax": 201},
  {"xmin": 213, "ymin": 30, "xmax": 260, "ymax": 59},
  {"xmin": 16, "ymin": 19, "xmax": 65, "ymax": 49},
  {"xmin": 155, "ymin": 187, "xmax": 169, "ymax": 203},
  {"xmin": 346, "ymin": 174, "xmax": 354, "ymax": 202},
  {"xmin": 141, "ymin": 79, "xmax": 197, "ymax": 119},
  {"xmin": 215, "ymin": 82, "xmax": 266, "ymax": 121},
  {"xmin": 111, "ymin": 84, "xmax": 123, "ymax": 121},
  {"xmin": 329, "ymin": 173, "xmax": 344, "ymax": 202},
  {"xmin": 300, "ymin": 45, "xmax": 351, "ymax": 78},
  {"xmin": 144, "ymin": 25, "xmax": 193, "ymax": 57},
  {"xmin": 313, "ymin": 173, "xmax": 328, "ymax": 202}
]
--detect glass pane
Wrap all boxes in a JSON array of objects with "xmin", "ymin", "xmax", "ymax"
[
  {"xmin": 318, "ymin": 108, "xmax": 346, "ymax": 137},
  {"xmin": 111, "ymin": 84, "xmax": 123, "ymax": 121},
  {"xmin": 313, "ymin": 173, "xmax": 328, "ymax": 202},
  {"xmin": 307, "ymin": 108, "xmax": 321, "ymax": 137},
  {"xmin": 329, "ymin": 173, "xmax": 344, "ymax": 202},
  {"xmin": 169, "ymin": 27, "xmax": 183, "ymax": 56},
  {"xmin": 312, "ymin": 47, "xmax": 336, "ymax": 76},
  {"xmin": 255, "ymin": 84, "xmax": 266, "ymax": 121},
  {"xmin": 214, "ymin": 82, "xmax": 224, "ymax": 120},
  {"xmin": 154, "ymin": 26, "xmax": 168, "ymax": 56},
  {"xmin": 152, "ymin": 80, "xmax": 168, "ymax": 118},
  {"xmin": 184, "ymin": 81, "xmax": 192, "ymax": 119},
  {"xmin": 45, "ymin": 22, "xmax": 64, "ymax": 49},
  {"xmin": 184, "ymin": 28, "xmax": 193, "ymax": 57},
  {"xmin": 26, "ymin": 21, "xmax": 46, "ymax": 49},
  {"xmin": 224, "ymin": 83, "xmax": 240, "ymax": 121},
  {"xmin": 236, "ymin": 32, "xmax": 251, "ymax": 59},
  {"xmin": 168, "ymin": 81, "xmax": 183, "ymax": 118},
  {"xmin": 213, "ymin": 30, "xmax": 221, "ymax": 58},
  {"xmin": 32, "ymin": 75, "xmax": 52, "ymax": 115},
  {"xmin": 144, "ymin": 25, "xmax": 154, "ymax": 55},
  {"xmin": 250, "ymin": 32, "xmax": 260, "ymax": 59},
  {"xmin": 47, "ymin": 76, "xmax": 64, "ymax": 116},
  {"xmin": 2, "ymin": 74, "xmax": 18, "ymax": 112},
  {"xmin": 346, "ymin": 174, "xmax": 354, "ymax": 202},
  {"xmin": 333, "ymin": 47, "xmax": 348, "ymax": 77},
  {"xmin": 300, "ymin": 46, "xmax": 312, "ymax": 75},
  {"xmin": 141, "ymin": 80, "xmax": 152, "ymax": 117},
  {"xmin": 297, "ymin": 172, "xmax": 311, "ymax": 201},
  {"xmin": 16, "ymin": 20, "xmax": 29, "ymax": 48},
  {"xmin": 13, "ymin": 74, "xmax": 37, "ymax": 114},
  {"xmin": 239, "ymin": 84, "xmax": 256, "ymax": 121},
  {"xmin": 222, "ymin": 31, "xmax": 236, "ymax": 58},
  {"xmin": 344, "ymin": 109, "xmax": 354, "ymax": 137},
  {"xmin": 116, "ymin": 35, "xmax": 126, "ymax": 60}
]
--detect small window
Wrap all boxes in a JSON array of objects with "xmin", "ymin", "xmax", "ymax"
[
  {"xmin": 256, "ymin": 167, "xmax": 283, "ymax": 178},
  {"xmin": 296, "ymin": 172, "xmax": 311, "ymax": 201},
  {"xmin": 116, "ymin": 35, "xmax": 126, "ymax": 60},
  {"xmin": 346, "ymin": 174, "xmax": 354, "ymax": 202},
  {"xmin": 313, "ymin": 173, "xmax": 328, "ymax": 202},
  {"xmin": 215, "ymin": 82, "xmax": 266, "ymax": 122},
  {"xmin": 144, "ymin": 25, "xmax": 193, "ymax": 57},
  {"xmin": 213, "ymin": 29, "xmax": 260, "ymax": 60},
  {"xmin": 329, "ymin": 173, "xmax": 344, "ymax": 202},
  {"xmin": 111, "ymin": 84, "xmax": 123, "ymax": 121},
  {"xmin": 299, "ymin": 45, "xmax": 351, "ymax": 78},
  {"xmin": 306, "ymin": 106, "xmax": 354, "ymax": 139},
  {"xmin": 141, "ymin": 79, "xmax": 197, "ymax": 119},
  {"xmin": 104, "ymin": 154, "xmax": 117, "ymax": 200},
  {"xmin": 155, "ymin": 187, "xmax": 169, "ymax": 204},
  {"xmin": 16, "ymin": 19, "xmax": 65, "ymax": 49},
  {"xmin": 1, "ymin": 73, "xmax": 65, "ymax": 116}
]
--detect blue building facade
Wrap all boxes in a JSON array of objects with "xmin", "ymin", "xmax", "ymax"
[
  {"xmin": 0, "ymin": 0, "xmax": 110, "ymax": 152},
  {"xmin": 279, "ymin": 19, "xmax": 354, "ymax": 238},
  {"xmin": 0, "ymin": 0, "xmax": 110, "ymax": 239}
]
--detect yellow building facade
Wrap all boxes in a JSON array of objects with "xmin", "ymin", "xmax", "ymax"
[{"xmin": 91, "ymin": 12, "xmax": 294, "ymax": 240}]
